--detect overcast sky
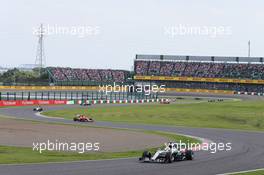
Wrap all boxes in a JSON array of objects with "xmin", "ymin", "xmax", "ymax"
[{"xmin": 0, "ymin": 0, "xmax": 263, "ymax": 70}]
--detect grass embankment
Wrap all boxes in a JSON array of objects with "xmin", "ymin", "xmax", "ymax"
[
  {"xmin": 231, "ymin": 170, "xmax": 264, "ymax": 175},
  {"xmin": 0, "ymin": 130, "xmax": 199, "ymax": 164},
  {"xmin": 43, "ymin": 100, "xmax": 264, "ymax": 131}
]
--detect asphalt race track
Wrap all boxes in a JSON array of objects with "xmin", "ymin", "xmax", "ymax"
[{"xmin": 0, "ymin": 94, "xmax": 264, "ymax": 175}]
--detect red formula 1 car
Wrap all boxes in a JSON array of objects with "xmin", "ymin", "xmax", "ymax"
[{"xmin": 73, "ymin": 114, "xmax": 94, "ymax": 122}]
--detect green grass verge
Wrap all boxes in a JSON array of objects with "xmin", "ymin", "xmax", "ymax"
[
  {"xmin": 232, "ymin": 170, "xmax": 264, "ymax": 175},
  {"xmin": 0, "ymin": 145, "xmax": 144, "ymax": 164},
  {"xmin": 0, "ymin": 130, "xmax": 200, "ymax": 164},
  {"xmin": 43, "ymin": 100, "xmax": 264, "ymax": 131}
]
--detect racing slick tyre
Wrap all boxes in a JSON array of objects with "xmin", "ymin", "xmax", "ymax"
[
  {"xmin": 139, "ymin": 151, "xmax": 151, "ymax": 161},
  {"xmin": 185, "ymin": 150, "xmax": 194, "ymax": 160},
  {"xmin": 164, "ymin": 152, "xmax": 173, "ymax": 163},
  {"xmin": 143, "ymin": 151, "xmax": 151, "ymax": 159}
]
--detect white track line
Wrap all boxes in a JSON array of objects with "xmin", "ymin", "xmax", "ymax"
[
  {"xmin": 217, "ymin": 168, "xmax": 264, "ymax": 175},
  {"xmin": 35, "ymin": 112, "xmax": 64, "ymax": 119}
]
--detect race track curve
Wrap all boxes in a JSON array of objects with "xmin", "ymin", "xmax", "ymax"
[{"xmin": 0, "ymin": 94, "xmax": 264, "ymax": 175}]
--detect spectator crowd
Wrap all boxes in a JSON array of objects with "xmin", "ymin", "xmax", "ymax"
[
  {"xmin": 47, "ymin": 60, "xmax": 264, "ymax": 93},
  {"xmin": 135, "ymin": 61, "xmax": 264, "ymax": 80},
  {"xmin": 48, "ymin": 67, "xmax": 128, "ymax": 83}
]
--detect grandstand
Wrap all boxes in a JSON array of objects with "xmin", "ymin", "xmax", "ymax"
[
  {"xmin": 47, "ymin": 67, "xmax": 132, "ymax": 86},
  {"xmin": 134, "ymin": 54, "xmax": 264, "ymax": 93},
  {"xmin": 43, "ymin": 54, "xmax": 264, "ymax": 94}
]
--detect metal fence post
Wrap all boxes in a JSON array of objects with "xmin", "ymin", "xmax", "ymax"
[{"xmin": 28, "ymin": 92, "xmax": 31, "ymax": 100}]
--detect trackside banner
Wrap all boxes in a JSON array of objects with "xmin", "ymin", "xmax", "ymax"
[
  {"xmin": 0, "ymin": 100, "xmax": 68, "ymax": 107},
  {"xmin": 134, "ymin": 75, "xmax": 264, "ymax": 85}
]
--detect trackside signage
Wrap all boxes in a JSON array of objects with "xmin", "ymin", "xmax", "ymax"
[
  {"xmin": 0, "ymin": 100, "xmax": 68, "ymax": 107},
  {"xmin": 21, "ymin": 101, "xmax": 35, "ymax": 105}
]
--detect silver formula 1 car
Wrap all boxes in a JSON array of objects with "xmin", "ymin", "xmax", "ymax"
[
  {"xmin": 139, "ymin": 142, "xmax": 194, "ymax": 163},
  {"xmin": 33, "ymin": 106, "xmax": 43, "ymax": 112}
]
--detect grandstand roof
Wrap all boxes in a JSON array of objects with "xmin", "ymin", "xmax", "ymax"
[{"xmin": 135, "ymin": 54, "xmax": 263, "ymax": 63}]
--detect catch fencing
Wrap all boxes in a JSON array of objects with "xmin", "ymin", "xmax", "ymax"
[{"xmin": 0, "ymin": 91, "xmax": 158, "ymax": 101}]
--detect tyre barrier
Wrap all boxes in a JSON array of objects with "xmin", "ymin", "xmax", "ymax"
[
  {"xmin": 77, "ymin": 98, "xmax": 168, "ymax": 105},
  {"xmin": 234, "ymin": 91, "xmax": 264, "ymax": 96},
  {"xmin": 0, "ymin": 99, "xmax": 169, "ymax": 107}
]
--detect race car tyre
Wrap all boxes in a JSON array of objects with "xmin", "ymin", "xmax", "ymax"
[
  {"xmin": 139, "ymin": 151, "xmax": 151, "ymax": 161},
  {"xmin": 171, "ymin": 153, "xmax": 176, "ymax": 162},
  {"xmin": 142, "ymin": 151, "xmax": 151, "ymax": 159},
  {"xmin": 185, "ymin": 150, "xmax": 194, "ymax": 160},
  {"xmin": 165, "ymin": 152, "xmax": 173, "ymax": 163}
]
